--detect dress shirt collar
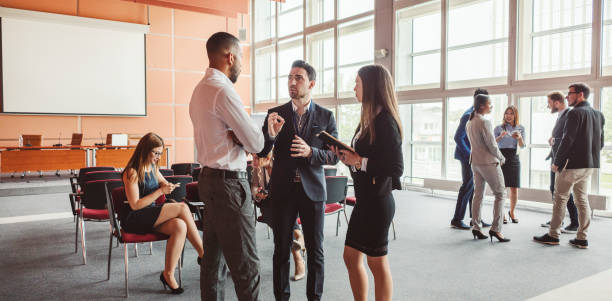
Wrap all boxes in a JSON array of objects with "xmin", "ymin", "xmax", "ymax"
[
  {"xmin": 558, "ymin": 107, "xmax": 569, "ymax": 118},
  {"xmin": 205, "ymin": 67, "xmax": 232, "ymax": 86},
  {"xmin": 291, "ymin": 99, "xmax": 312, "ymax": 113}
]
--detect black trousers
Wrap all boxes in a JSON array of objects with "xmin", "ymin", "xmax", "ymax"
[
  {"xmin": 198, "ymin": 173, "xmax": 261, "ymax": 301},
  {"xmin": 452, "ymin": 160, "xmax": 473, "ymax": 222},
  {"xmin": 550, "ymin": 171, "xmax": 578, "ymax": 226},
  {"xmin": 271, "ymin": 182, "xmax": 325, "ymax": 301}
]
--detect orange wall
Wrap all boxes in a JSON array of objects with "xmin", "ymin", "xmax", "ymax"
[{"xmin": 0, "ymin": 0, "xmax": 251, "ymax": 165}]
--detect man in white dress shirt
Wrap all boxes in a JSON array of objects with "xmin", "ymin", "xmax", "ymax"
[{"xmin": 189, "ymin": 32, "xmax": 264, "ymax": 301}]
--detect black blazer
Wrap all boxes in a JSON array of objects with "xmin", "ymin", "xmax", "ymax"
[
  {"xmin": 546, "ymin": 108, "xmax": 571, "ymax": 161},
  {"xmin": 350, "ymin": 111, "xmax": 403, "ymax": 200},
  {"xmin": 258, "ymin": 101, "xmax": 339, "ymax": 202},
  {"xmin": 554, "ymin": 101, "xmax": 605, "ymax": 170}
]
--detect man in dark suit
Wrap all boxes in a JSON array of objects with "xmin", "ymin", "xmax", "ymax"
[
  {"xmin": 534, "ymin": 83, "xmax": 605, "ymax": 249},
  {"xmin": 540, "ymin": 91, "xmax": 579, "ymax": 232},
  {"xmin": 258, "ymin": 60, "xmax": 338, "ymax": 301},
  {"xmin": 450, "ymin": 88, "xmax": 491, "ymax": 230}
]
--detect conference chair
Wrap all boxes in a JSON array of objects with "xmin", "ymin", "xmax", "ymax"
[
  {"xmin": 183, "ymin": 182, "xmax": 203, "ymax": 231},
  {"xmin": 75, "ymin": 179, "xmax": 124, "ymax": 265},
  {"xmin": 159, "ymin": 168, "xmax": 174, "ymax": 177},
  {"xmin": 106, "ymin": 185, "xmax": 181, "ymax": 297},
  {"xmin": 69, "ymin": 167, "xmax": 116, "ymax": 223},
  {"xmin": 324, "ymin": 176, "xmax": 349, "ymax": 236},
  {"xmin": 344, "ymin": 195, "xmax": 396, "ymax": 240},
  {"xmin": 191, "ymin": 167, "xmax": 201, "ymax": 181},
  {"xmin": 163, "ymin": 175, "xmax": 193, "ymax": 202},
  {"xmin": 170, "ymin": 163, "xmax": 200, "ymax": 176}
]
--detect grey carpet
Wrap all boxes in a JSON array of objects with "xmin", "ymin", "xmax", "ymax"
[{"xmin": 1, "ymin": 190, "xmax": 611, "ymax": 301}]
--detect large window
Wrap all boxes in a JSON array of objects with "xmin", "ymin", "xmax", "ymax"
[
  {"xmin": 337, "ymin": 103, "xmax": 362, "ymax": 176},
  {"xmin": 307, "ymin": 29, "xmax": 335, "ymax": 98},
  {"xmin": 447, "ymin": 0, "xmax": 508, "ymax": 88},
  {"xmin": 395, "ymin": 1, "xmax": 441, "ymax": 90},
  {"xmin": 411, "ymin": 102, "xmax": 442, "ymax": 179},
  {"xmin": 253, "ymin": 0, "xmax": 374, "ymax": 107},
  {"xmin": 603, "ymin": 0, "xmax": 612, "ymax": 75},
  {"xmin": 518, "ymin": 0, "xmax": 593, "ymax": 79},
  {"xmin": 600, "ymin": 88, "xmax": 612, "ymax": 195},
  {"xmin": 338, "ymin": 16, "xmax": 375, "ymax": 98}
]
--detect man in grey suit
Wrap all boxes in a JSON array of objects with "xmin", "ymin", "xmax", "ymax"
[
  {"xmin": 540, "ymin": 91, "xmax": 579, "ymax": 232},
  {"xmin": 534, "ymin": 83, "xmax": 605, "ymax": 249}
]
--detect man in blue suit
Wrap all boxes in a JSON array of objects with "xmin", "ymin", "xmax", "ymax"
[
  {"xmin": 450, "ymin": 88, "xmax": 491, "ymax": 229},
  {"xmin": 258, "ymin": 60, "xmax": 338, "ymax": 301}
]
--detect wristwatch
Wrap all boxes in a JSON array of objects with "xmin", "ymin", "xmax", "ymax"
[{"xmin": 354, "ymin": 158, "xmax": 362, "ymax": 170}]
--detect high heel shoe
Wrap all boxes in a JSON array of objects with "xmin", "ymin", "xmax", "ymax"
[
  {"xmin": 291, "ymin": 259, "xmax": 306, "ymax": 281},
  {"xmin": 488, "ymin": 230, "xmax": 510, "ymax": 243},
  {"xmin": 197, "ymin": 256, "xmax": 202, "ymax": 266},
  {"xmin": 472, "ymin": 229, "xmax": 488, "ymax": 240},
  {"xmin": 508, "ymin": 210, "xmax": 519, "ymax": 223},
  {"xmin": 159, "ymin": 272, "xmax": 184, "ymax": 294}
]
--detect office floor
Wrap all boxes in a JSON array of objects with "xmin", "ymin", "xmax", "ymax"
[{"xmin": 1, "ymin": 188, "xmax": 612, "ymax": 301}]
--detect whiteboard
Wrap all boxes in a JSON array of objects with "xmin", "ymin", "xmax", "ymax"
[{"xmin": 0, "ymin": 8, "xmax": 148, "ymax": 116}]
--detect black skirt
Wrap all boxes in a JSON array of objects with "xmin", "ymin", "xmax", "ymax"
[
  {"xmin": 345, "ymin": 192, "xmax": 395, "ymax": 257},
  {"xmin": 500, "ymin": 148, "xmax": 520, "ymax": 188},
  {"xmin": 121, "ymin": 204, "xmax": 164, "ymax": 234}
]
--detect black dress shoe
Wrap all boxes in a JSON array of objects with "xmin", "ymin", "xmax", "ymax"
[
  {"xmin": 451, "ymin": 220, "xmax": 470, "ymax": 230},
  {"xmin": 533, "ymin": 233, "xmax": 560, "ymax": 245},
  {"xmin": 569, "ymin": 238, "xmax": 588, "ymax": 249},
  {"xmin": 561, "ymin": 224, "xmax": 578, "ymax": 234},
  {"xmin": 480, "ymin": 220, "xmax": 491, "ymax": 228}
]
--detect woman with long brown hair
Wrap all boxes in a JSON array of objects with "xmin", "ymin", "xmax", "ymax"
[
  {"xmin": 494, "ymin": 105, "xmax": 525, "ymax": 223},
  {"xmin": 121, "ymin": 132, "xmax": 204, "ymax": 294},
  {"xmin": 331, "ymin": 64, "xmax": 403, "ymax": 301}
]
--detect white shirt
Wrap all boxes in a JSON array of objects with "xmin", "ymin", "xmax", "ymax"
[{"xmin": 189, "ymin": 68, "xmax": 264, "ymax": 171}]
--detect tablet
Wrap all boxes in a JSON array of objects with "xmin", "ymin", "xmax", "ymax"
[{"xmin": 316, "ymin": 131, "xmax": 355, "ymax": 152}]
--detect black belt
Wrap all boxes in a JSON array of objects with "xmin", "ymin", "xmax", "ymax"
[
  {"xmin": 291, "ymin": 176, "xmax": 301, "ymax": 183},
  {"xmin": 201, "ymin": 167, "xmax": 247, "ymax": 179}
]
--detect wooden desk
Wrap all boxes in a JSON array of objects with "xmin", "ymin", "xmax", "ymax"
[
  {"xmin": 0, "ymin": 148, "xmax": 88, "ymax": 173},
  {"xmin": 93, "ymin": 146, "xmax": 170, "ymax": 168}
]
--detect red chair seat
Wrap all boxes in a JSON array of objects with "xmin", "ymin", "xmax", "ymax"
[
  {"xmin": 345, "ymin": 196, "xmax": 356, "ymax": 206},
  {"xmin": 120, "ymin": 229, "xmax": 169, "ymax": 243},
  {"xmin": 76, "ymin": 208, "xmax": 109, "ymax": 220},
  {"xmin": 325, "ymin": 203, "xmax": 343, "ymax": 214}
]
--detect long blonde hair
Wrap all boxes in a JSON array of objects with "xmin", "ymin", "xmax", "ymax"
[
  {"xmin": 502, "ymin": 105, "xmax": 520, "ymax": 130},
  {"xmin": 357, "ymin": 64, "xmax": 403, "ymax": 144},
  {"xmin": 123, "ymin": 132, "xmax": 164, "ymax": 184}
]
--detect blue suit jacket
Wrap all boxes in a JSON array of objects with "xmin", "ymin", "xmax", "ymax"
[
  {"xmin": 454, "ymin": 107, "xmax": 473, "ymax": 163},
  {"xmin": 258, "ymin": 101, "xmax": 339, "ymax": 202}
]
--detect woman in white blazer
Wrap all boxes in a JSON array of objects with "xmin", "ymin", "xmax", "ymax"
[{"xmin": 465, "ymin": 94, "xmax": 510, "ymax": 243}]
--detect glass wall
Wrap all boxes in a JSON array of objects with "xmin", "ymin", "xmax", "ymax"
[{"xmin": 600, "ymin": 88, "xmax": 612, "ymax": 195}]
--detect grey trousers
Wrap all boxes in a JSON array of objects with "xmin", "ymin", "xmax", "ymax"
[
  {"xmin": 198, "ymin": 173, "xmax": 261, "ymax": 301},
  {"xmin": 549, "ymin": 168, "xmax": 594, "ymax": 240},
  {"xmin": 471, "ymin": 163, "xmax": 506, "ymax": 233}
]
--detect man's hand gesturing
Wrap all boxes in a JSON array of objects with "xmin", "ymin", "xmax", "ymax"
[{"xmin": 268, "ymin": 112, "xmax": 285, "ymax": 137}]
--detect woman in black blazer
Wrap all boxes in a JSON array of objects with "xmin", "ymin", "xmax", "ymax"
[{"xmin": 331, "ymin": 64, "xmax": 403, "ymax": 301}]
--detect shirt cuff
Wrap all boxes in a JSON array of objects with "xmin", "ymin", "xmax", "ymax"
[{"xmin": 361, "ymin": 157, "xmax": 368, "ymax": 172}]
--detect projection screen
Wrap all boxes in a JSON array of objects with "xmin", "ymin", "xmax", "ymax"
[{"xmin": 0, "ymin": 7, "xmax": 148, "ymax": 116}]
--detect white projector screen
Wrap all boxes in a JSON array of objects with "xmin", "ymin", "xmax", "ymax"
[{"xmin": 1, "ymin": 8, "xmax": 147, "ymax": 115}]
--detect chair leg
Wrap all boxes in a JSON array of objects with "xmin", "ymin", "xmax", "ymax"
[
  {"xmin": 336, "ymin": 212, "xmax": 340, "ymax": 236},
  {"xmin": 107, "ymin": 232, "xmax": 113, "ymax": 280},
  {"xmin": 392, "ymin": 220, "xmax": 396, "ymax": 240},
  {"xmin": 150, "ymin": 242, "xmax": 153, "ymax": 255},
  {"xmin": 178, "ymin": 254, "xmax": 182, "ymax": 286},
  {"xmin": 80, "ymin": 217, "xmax": 87, "ymax": 265},
  {"xmin": 180, "ymin": 247, "xmax": 185, "ymax": 268},
  {"xmin": 124, "ymin": 244, "xmax": 129, "ymax": 297},
  {"xmin": 74, "ymin": 215, "xmax": 79, "ymax": 253},
  {"xmin": 134, "ymin": 243, "xmax": 138, "ymax": 257},
  {"xmin": 343, "ymin": 208, "xmax": 349, "ymax": 224}
]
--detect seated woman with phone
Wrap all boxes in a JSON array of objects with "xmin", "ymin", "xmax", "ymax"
[{"xmin": 121, "ymin": 132, "xmax": 204, "ymax": 294}]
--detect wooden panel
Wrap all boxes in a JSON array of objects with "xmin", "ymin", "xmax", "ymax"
[
  {"xmin": 147, "ymin": 70, "xmax": 173, "ymax": 103},
  {"xmin": 174, "ymin": 38, "xmax": 208, "ymax": 71},
  {"xmin": 149, "ymin": 5, "xmax": 172, "ymax": 34},
  {"xmin": 0, "ymin": 149, "xmax": 87, "ymax": 172},
  {"xmin": 96, "ymin": 148, "xmax": 169, "ymax": 168},
  {"xmin": 174, "ymin": 9, "xmax": 226, "ymax": 39},
  {"xmin": 146, "ymin": 35, "xmax": 173, "ymax": 69},
  {"xmin": 175, "ymin": 71, "xmax": 203, "ymax": 104},
  {"xmin": 0, "ymin": 0, "xmax": 76, "ymax": 15},
  {"xmin": 96, "ymin": 149, "xmax": 134, "ymax": 168},
  {"xmin": 125, "ymin": 0, "xmax": 248, "ymax": 17},
  {"xmin": 21, "ymin": 135, "xmax": 42, "ymax": 147},
  {"xmin": 78, "ymin": 0, "xmax": 147, "ymax": 24}
]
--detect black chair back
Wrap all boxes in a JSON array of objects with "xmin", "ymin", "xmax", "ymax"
[
  {"xmin": 160, "ymin": 169, "xmax": 174, "ymax": 177},
  {"xmin": 171, "ymin": 163, "xmax": 200, "ymax": 176},
  {"xmin": 81, "ymin": 171, "xmax": 122, "ymax": 190},
  {"xmin": 325, "ymin": 176, "xmax": 348, "ymax": 204},
  {"xmin": 83, "ymin": 179, "xmax": 123, "ymax": 210},
  {"xmin": 185, "ymin": 182, "xmax": 199, "ymax": 202},
  {"xmin": 324, "ymin": 167, "xmax": 338, "ymax": 176},
  {"xmin": 164, "ymin": 175, "xmax": 193, "ymax": 201},
  {"xmin": 77, "ymin": 167, "xmax": 115, "ymax": 186},
  {"xmin": 191, "ymin": 167, "xmax": 201, "ymax": 181},
  {"xmin": 106, "ymin": 185, "xmax": 125, "ymax": 242}
]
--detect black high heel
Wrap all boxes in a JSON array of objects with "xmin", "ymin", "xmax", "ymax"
[
  {"xmin": 160, "ymin": 272, "xmax": 184, "ymax": 294},
  {"xmin": 508, "ymin": 210, "xmax": 519, "ymax": 223},
  {"xmin": 489, "ymin": 230, "xmax": 510, "ymax": 243},
  {"xmin": 472, "ymin": 229, "xmax": 488, "ymax": 240},
  {"xmin": 197, "ymin": 256, "xmax": 202, "ymax": 266}
]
